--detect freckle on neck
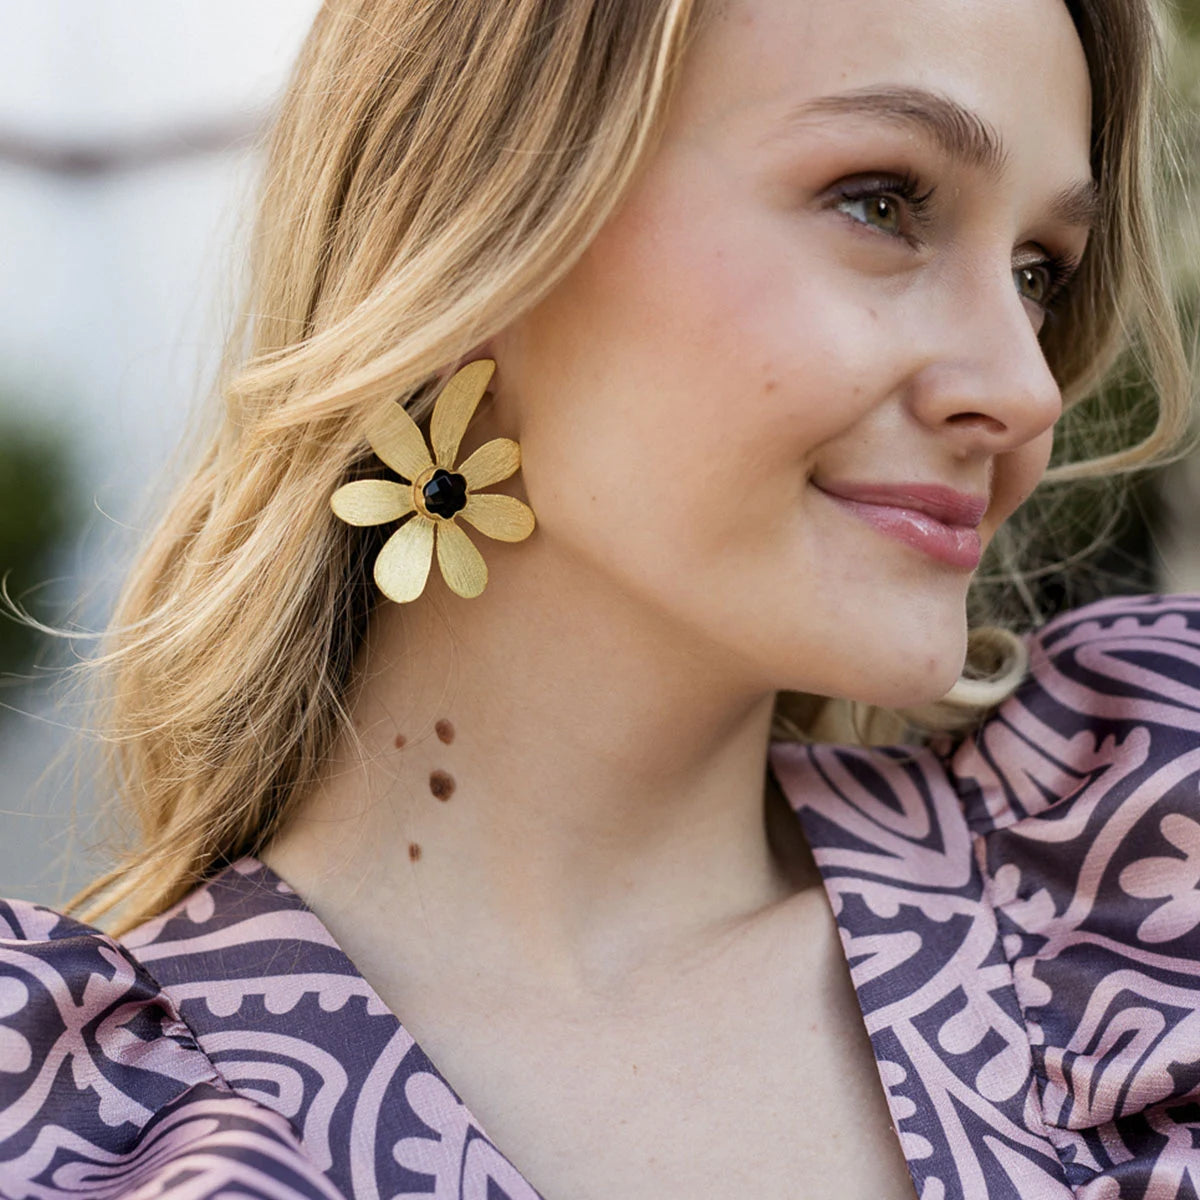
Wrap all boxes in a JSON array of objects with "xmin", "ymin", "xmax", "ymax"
[
  {"xmin": 393, "ymin": 732, "xmax": 407, "ymax": 749},
  {"xmin": 430, "ymin": 770, "xmax": 455, "ymax": 801},
  {"xmin": 408, "ymin": 842, "xmax": 422, "ymax": 861},
  {"xmin": 435, "ymin": 719, "xmax": 455, "ymax": 744}
]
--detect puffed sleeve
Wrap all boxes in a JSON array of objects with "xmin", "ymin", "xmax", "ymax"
[
  {"xmin": 771, "ymin": 592, "xmax": 1200, "ymax": 1199},
  {"xmin": 948, "ymin": 593, "xmax": 1200, "ymax": 1197},
  {"xmin": 0, "ymin": 898, "xmax": 345, "ymax": 1199}
]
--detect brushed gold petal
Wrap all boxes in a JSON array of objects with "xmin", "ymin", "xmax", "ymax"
[
  {"xmin": 374, "ymin": 517, "xmax": 435, "ymax": 603},
  {"xmin": 431, "ymin": 359, "xmax": 495, "ymax": 469},
  {"xmin": 331, "ymin": 480, "xmax": 415, "ymax": 526},
  {"xmin": 458, "ymin": 492, "xmax": 536, "ymax": 543},
  {"xmin": 458, "ymin": 437, "xmax": 520, "ymax": 490},
  {"xmin": 367, "ymin": 402, "xmax": 433, "ymax": 481},
  {"xmin": 435, "ymin": 519, "xmax": 488, "ymax": 598}
]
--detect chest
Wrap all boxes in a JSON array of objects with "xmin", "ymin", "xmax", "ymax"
[{"xmin": 377, "ymin": 894, "xmax": 919, "ymax": 1200}]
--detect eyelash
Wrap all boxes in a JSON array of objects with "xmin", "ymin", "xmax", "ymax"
[
  {"xmin": 830, "ymin": 170, "xmax": 935, "ymax": 247},
  {"xmin": 1018, "ymin": 254, "xmax": 1080, "ymax": 322},
  {"xmin": 829, "ymin": 171, "xmax": 1081, "ymax": 316}
]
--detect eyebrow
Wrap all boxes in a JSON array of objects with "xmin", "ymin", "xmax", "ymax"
[
  {"xmin": 1045, "ymin": 179, "xmax": 1103, "ymax": 231},
  {"xmin": 771, "ymin": 85, "xmax": 1101, "ymax": 230}
]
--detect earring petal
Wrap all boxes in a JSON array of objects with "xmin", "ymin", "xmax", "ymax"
[
  {"xmin": 331, "ymin": 480, "xmax": 415, "ymax": 526},
  {"xmin": 435, "ymin": 519, "xmax": 488, "ymax": 598},
  {"xmin": 374, "ymin": 517, "xmax": 435, "ymax": 603},
  {"xmin": 458, "ymin": 437, "xmax": 520, "ymax": 490},
  {"xmin": 458, "ymin": 492, "xmax": 535, "ymax": 543},
  {"xmin": 367, "ymin": 402, "xmax": 434, "ymax": 481},
  {"xmin": 431, "ymin": 359, "xmax": 495, "ymax": 469}
]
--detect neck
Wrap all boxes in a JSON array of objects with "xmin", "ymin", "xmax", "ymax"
[{"xmin": 265, "ymin": 542, "xmax": 814, "ymax": 994}]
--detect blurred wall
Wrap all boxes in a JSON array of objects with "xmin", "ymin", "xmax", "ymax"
[{"xmin": 0, "ymin": 2, "xmax": 319, "ymax": 904}]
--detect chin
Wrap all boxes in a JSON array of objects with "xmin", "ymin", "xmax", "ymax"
[
  {"xmin": 756, "ymin": 584, "xmax": 969, "ymax": 710},
  {"xmin": 866, "ymin": 663, "xmax": 966, "ymax": 711},
  {"xmin": 799, "ymin": 624, "xmax": 970, "ymax": 713},
  {"xmin": 866, "ymin": 639, "xmax": 971, "ymax": 709}
]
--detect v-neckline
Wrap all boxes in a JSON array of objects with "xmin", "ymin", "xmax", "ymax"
[
  {"xmin": 131, "ymin": 734, "xmax": 984, "ymax": 1200},
  {"xmin": 184, "ymin": 809, "xmax": 928, "ymax": 1200},
  {"xmin": 221, "ymin": 848, "xmax": 918, "ymax": 1200}
]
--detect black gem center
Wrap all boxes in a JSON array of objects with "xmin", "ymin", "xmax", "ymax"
[{"xmin": 422, "ymin": 469, "xmax": 468, "ymax": 518}]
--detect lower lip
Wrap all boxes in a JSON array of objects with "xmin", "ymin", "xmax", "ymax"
[{"xmin": 819, "ymin": 490, "xmax": 983, "ymax": 569}]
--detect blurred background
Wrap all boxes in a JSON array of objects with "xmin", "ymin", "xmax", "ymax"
[
  {"xmin": 0, "ymin": 1, "xmax": 320, "ymax": 903},
  {"xmin": 0, "ymin": 2, "xmax": 1197, "ymax": 907}
]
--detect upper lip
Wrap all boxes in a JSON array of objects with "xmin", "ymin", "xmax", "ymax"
[{"xmin": 814, "ymin": 481, "xmax": 988, "ymax": 528}]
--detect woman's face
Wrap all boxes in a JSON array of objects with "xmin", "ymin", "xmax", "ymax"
[{"xmin": 489, "ymin": 0, "xmax": 1094, "ymax": 708}]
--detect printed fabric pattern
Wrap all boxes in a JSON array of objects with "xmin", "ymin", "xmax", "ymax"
[
  {"xmin": 0, "ymin": 865, "xmax": 541, "ymax": 1200},
  {"xmin": 770, "ymin": 593, "xmax": 1200, "ymax": 1199},
  {"xmin": 0, "ymin": 593, "xmax": 1196, "ymax": 1199}
]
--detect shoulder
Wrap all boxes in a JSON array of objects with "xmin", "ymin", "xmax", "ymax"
[
  {"xmin": 948, "ymin": 593, "xmax": 1200, "ymax": 1191},
  {"xmin": 1016, "ymin": 589, "xmax": 1199, "ymax": 722},
  {"xmin": 770, "ymin": 594, "xmax": 1200, "ymax": 1197},
  {"xmin": 0, "ymin": 896, "xmax": 342, "ymax": 1198}
]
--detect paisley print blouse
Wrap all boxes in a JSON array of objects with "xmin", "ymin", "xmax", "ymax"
[{"xmin": 1, "ymin": 594, "xmax": 1198, "ymax": 1199}]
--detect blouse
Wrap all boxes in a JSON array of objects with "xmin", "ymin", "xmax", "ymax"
[{"xmin": 0, "ymin": 593, "xmax": 1198, "ymax": 1199}]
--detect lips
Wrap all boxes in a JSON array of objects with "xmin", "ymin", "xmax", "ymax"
[
  {"xmin": 814, "ymin": 480, "xmax": 988, "ymax": 569},
  {"xmin": 817, "ymin": 482, "xmax": 988, "ymax": 527}
]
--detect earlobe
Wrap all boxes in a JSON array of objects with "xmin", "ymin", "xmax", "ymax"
[{"xmin": 465, "ymin": 342, "xmax": 497, "ymax": 371}]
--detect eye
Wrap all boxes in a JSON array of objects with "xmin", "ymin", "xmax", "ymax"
[
  {"xmin": 839, "ymin": 193, "xmax": 904, "ymax": 235},
  {"xmin": 1012, "ymin": 250, "xmax": 1080, "ymax": 314},
  {"xmin": 830, "ymin": 172, "xmax": 935, "ymax": 244},
  {"xmin": 1014, "ymin": 264, "xmax": 1051, "ymax": 306}
]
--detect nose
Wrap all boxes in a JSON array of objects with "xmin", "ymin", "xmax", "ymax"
[{"xmin": 904, "ymin": 282, "xmax": 1064, "ymax": 458}]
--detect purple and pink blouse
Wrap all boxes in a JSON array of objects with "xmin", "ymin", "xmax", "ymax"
[{"xmin": 1, "ymin": 593, "xmax": 1199, "ymax": 1199}]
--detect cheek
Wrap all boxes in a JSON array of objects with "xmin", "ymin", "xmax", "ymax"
[
  {"xmin": 985, "ymin": 427, "xmax": 1054, "ymax": 539},
  {"xmin": 499, "ymin": 153, "xmax": 908, "ymax": 604},
  {"xmin": 519, "ymin": 245, "xmax": 877, "ymax": 557},
  {"xmin": 580, "ymin": 233, "xmax": 894, "ymax": 481}
]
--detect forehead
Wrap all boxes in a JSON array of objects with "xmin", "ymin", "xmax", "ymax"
[{"xmin": 676, "ymin": 0, "xmax": 1092, "ymax": 178}]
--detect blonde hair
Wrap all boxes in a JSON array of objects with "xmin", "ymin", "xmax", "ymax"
[{"xmin": 70, "ymin": 0, "xmax": 1193, "ymax": 932}]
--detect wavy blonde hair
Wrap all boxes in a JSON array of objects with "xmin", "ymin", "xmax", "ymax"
[{"xmin": 69, "ymin": 0, "xmax": 1192, "ymax": 932}]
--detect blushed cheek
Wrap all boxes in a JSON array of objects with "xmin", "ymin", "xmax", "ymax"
[
  {"xmin": 515, "ymin": 148, "xmax": 897, "ymax": 532},
  {"xmin": 597, "ymin": 210, "xmax": 766, "ymax": 385}
]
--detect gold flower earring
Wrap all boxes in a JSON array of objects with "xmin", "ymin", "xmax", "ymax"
[{"xmin": 331, "ymin": 359, "xmax": 535, "ymax": 602}]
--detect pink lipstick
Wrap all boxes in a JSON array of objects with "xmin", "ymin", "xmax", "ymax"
[{"xmin": 815, "ymin": 481, "xmax": 987, "ymax": 569}]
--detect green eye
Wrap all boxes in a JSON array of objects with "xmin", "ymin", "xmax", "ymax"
[
  {"xmin": 830, "ymin": 173, "xmax": 934, "ymax": 242},
  {"xmin": 840, "ymin": 194, "xmax": 903, "ymax": 234},
  {"xmin": 1014, "ymin": 265, "xmax": 1050, "ymax": 305}
]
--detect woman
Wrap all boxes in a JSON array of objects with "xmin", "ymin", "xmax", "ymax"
[{"xmin": 1, "ymin": 0, "xmax": 1196, "ymax": 1196}]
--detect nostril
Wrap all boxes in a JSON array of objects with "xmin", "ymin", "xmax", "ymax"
[{"xmin": 946, "ymin": 411, "xmax": 1007, "ymax": 433}]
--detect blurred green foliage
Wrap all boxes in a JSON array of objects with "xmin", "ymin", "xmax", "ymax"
[
  {"xmin": 1177, "ymin": 0, "xmax": 1200, "ymax": 43},
  {"xmin": 0, "ymin": 415, "xmax": 77, "ymax": 682}
]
